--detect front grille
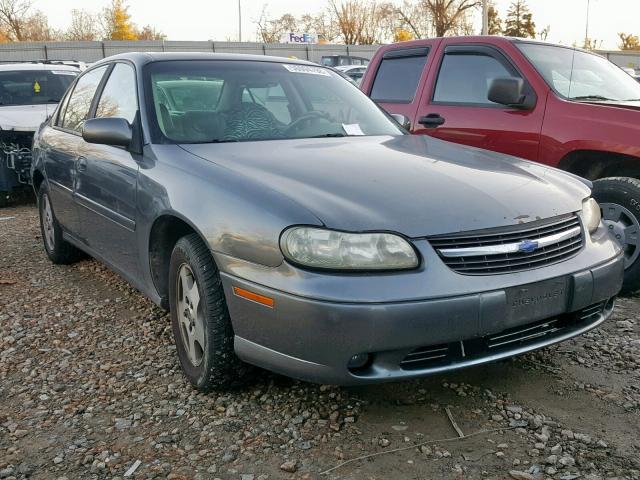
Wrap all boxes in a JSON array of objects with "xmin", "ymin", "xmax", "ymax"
[
  {"xmin": 399, "ymin": 301, "xmax": 608, "ymax": 371},
  {"xmin": 429, "ymin": 215, "xmax": 583, "ymax": 275}
]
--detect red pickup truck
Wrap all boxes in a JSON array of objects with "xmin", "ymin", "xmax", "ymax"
[{"xmin": 361, "ymin": 36, "xmax": 640, "ymax": 292}]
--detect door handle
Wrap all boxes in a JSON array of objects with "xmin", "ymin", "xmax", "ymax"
[
  {"xmin": 76, "ymin": 156, "xmax": 87, "ymax": 172},
  {"xmin": 418, "ymin": 113, "xmax": 446, "ymax": 128}
]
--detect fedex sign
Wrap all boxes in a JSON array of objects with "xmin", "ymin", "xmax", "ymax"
[{"xmin": 280, "ymin": 32, "xmax": 318, "ymax": 44}]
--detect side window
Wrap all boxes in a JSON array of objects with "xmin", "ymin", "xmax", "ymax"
[
  {"xmin": 370, "ymin": 51, "xmax": 428, "ymax": 103},
  {"xmin": 60, "ymin": 66, "xmax": 108, "ymax": 132},
  {"xmin": 95, "ymin": 63, "xmax": 138, "ymax": 123},
  {"xmin": 433, "ymin": 52, "xmax": 518, "ymax": 105}
]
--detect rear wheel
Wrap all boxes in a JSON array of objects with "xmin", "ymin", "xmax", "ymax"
[
  {"xmin": 592, "ymin": 177, "xmax": 640, "ymax": 293},
  {"xmin": 168, "ymin": 233, "xmax": 249, "ymax": 391},
  {"xmin": 38, "ymin": 183, "xmax": 83, "ymax": 264},
  {"xmin": 0, "ymin": 191, "xmax": 9, "ymax": 208}
]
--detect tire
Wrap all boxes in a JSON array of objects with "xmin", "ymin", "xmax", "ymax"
[
  {"xmin": 38, "ymin": 183, "xmax": 83, "ymax": 265},
  {"xmin": 168, "ymin": 233, "xmax": 249, "ymax": 391},
  {"xmin": 592, "ymin": 176, "xmax": 640, "ymax": 294},
  {"xmin": 0, "ymin": 191, "xmax": 8, "ymax": 208}
]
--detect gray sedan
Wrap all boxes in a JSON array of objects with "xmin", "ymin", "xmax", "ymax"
[{"xmin": 32, "ymin": 53, "xmax": 623, "ymax": 391}]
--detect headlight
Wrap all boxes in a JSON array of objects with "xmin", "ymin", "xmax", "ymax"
[
  {"xmin": 280, "ymin": 226, "xmax": 419, "ymax": 270},
  {"xmin": 582, "ymin": 197, "xmax": 602, "ymax": 234}
]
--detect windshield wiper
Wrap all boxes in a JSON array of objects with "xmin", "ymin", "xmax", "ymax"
[
  {"xmin": 570, "ymin": 95, "xmax": 615, "ymax": 101},
  {"xmin": 310, "ymin": 133, "xmax": 346, "ymax": 138}
]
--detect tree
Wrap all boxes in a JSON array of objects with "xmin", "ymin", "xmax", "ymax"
[
  {"xmin": 329, "ymin": 0, "xmax": 375, "ymax": 45},
  {"xmin": 394, "ymin": 28, "xmax": 414, "ymax": 42},
  {"xmin": 67, "ymin": 9, "xmax": 100, "ymax": 41},
  {"xmin": 420, "ymin": 0, "xmax": 481, "ymax": 37},
  {"xmin": 503, "ymin": 0, "xmax": 535, "ymax": 39},
  {"xmin": 0, "ymin": 0, "xmax": 32, "ymax": 41},
  {"xmin": 538, "ymin": 24, "xmax": 550, "ymax": 41},
  {"xmin": 487, "ymin": 1, "xmax": 502, "ymax": 35},
  {"xmin": 256, "ymin": 7, "xmax": 298, "ymax": 43},
  {"xmin": 619, "ymin": 32, "xmax": 640, "ymax": 51},
  {"xmin": 20, "ymin": 10, "xmax": 60, "ymax": 41},
  {"xmin": 102, "ymin": 0, "xmax": 137, "ymax": 40},
  {"xmin": 136, "ymin": 25, "xmax": 166, "ymax": 40}
]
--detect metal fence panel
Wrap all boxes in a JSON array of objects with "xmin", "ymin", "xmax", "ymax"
[{"xmin": 0, "ymin": 40, "xmax": 380, "ymax": 65}]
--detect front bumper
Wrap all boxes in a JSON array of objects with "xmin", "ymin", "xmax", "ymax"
[{"xmin": 220, "ymin": 252, "xmax": 623, "ymax": 385}]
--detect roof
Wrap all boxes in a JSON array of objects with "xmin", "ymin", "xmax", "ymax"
[
  {"xmin": 383, "ymin": 35, "xmax": 596, "ymax": 55},
  {"xmin": 93, "ymin": 51, "xmax": 318, "ymax": 68},
  {"xmin": 0, "ymin": 63, "xmax": 80, "ymax": 72}
]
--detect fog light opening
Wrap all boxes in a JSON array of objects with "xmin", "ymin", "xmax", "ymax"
[{"xmin": 347, "ymin": 352, "xmax": 371, "ymax": 372}]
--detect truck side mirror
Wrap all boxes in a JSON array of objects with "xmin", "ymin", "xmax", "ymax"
[{"xmin": 488, "ymin": 77, "xmax": 532, "ymax": 110}]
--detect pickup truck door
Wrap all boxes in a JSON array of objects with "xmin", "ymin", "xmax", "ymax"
[
  {"xmin": 366, "ymin": 42, "xmax": 438, "ymax": 126},
  {"xmin": 414, "ymin": 42, "xmax": 544, "ymax": 161}
]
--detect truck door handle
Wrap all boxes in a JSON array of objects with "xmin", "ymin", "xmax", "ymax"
[
  {"xmin": 418, "ymin": 113, "xmax": 445, "ymax": 128},
  {"xmin": 76, "ymin": 156, "xmax": 87, "ymax": 172}
]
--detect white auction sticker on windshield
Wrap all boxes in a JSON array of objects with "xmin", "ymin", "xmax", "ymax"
[
  {"xmin": 51, "ymin": 70, "xmax": 78, "ymax": 76},
  {"xmin": 282, "ymin": 64, "xmax": 330, "ymax": 76},
  {"xmin": 342, "ymin": 124, "xmax": 365, "ymax": 136}
]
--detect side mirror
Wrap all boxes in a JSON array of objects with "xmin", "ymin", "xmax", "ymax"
[
  {"xmin": 488, "ymin": 77, "xmax": 530, "ymax": 109},
  {"xmin": 82, "ymin": 117, "xmax": 133, "ymax": 148},
  {"xmin": 391, "ymin": 113, "xmax": 411, "ymax": 130}
]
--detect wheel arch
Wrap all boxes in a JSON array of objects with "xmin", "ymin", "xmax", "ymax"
[
  {"xmin": 32, "ymin": 169, "xmax": 45, "ymax": 193},
  {"xmin": 148, "ymin": 212, "xmax": 213, "ymax": 309},
  {"xmin": 558, "ymin": 150, "xmax": 640, "ymax": 181}
]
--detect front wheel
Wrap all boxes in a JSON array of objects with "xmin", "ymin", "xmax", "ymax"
[
  {"xmin": 592, "ymin": 177, "xmax": 640, "ymax": 294},
  {"xmin": 168, "ymin": 233, "xmax": 249, "ymax": 391}
]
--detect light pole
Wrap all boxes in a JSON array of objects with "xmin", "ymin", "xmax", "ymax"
[
  {"xmin": 238, "ymin": 0, "xmax": 242, "ymax": 42},
  {"xmin": 482, "ymin": 0, "xmax": 488, "ymax": 35},
  {"xmin": 584, "ymin": 0, "xmax": 590, "ymax": 47}
]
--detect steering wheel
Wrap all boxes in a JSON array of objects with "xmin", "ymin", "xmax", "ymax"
[{"xmin": 283, "ymin": 111, "xmax": 331, "ymax": 135}]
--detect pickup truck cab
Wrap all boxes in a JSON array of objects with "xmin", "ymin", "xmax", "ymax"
[{"xmin": 361, "ymin": 36, "xmax": 640, "ymax": 292}]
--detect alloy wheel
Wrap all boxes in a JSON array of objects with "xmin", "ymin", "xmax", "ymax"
[
  {"xmin": 42, "ymin": 193, "xmax": 55, "ymax": 252},
  {"xmin": 176, "ymin": 263, "xmax": 205, "ymax": 366},
  {"xmin": 601, "ymin": 202, "xmax": 640, "ymax": 269}
]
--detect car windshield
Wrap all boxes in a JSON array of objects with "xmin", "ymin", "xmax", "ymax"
[
  {"xmin": 145, "ymin": 60, "xmax": 402, "ymax": 144},
  {"xmin": 518, "ymin": 43, "xmax": 640, "ymax": 102},
  {"xmin": 0, "ymin": 69, "xmax": 77, "ymax": 106}
]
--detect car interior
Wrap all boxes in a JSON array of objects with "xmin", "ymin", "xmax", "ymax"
[{"xmin": 150, "ymin": 65, "xmax": 384, "ymax": 143}]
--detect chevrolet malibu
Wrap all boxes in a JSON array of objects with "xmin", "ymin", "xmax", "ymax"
[{"xmin": 32, "ymin": 53, "xmax": 623, "ymax": 391}]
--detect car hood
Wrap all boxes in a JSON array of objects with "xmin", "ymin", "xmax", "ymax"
[
  {"xmin": 181, "ymin": 135, "xmax": 590, "ymax": 237},
  {"xmin": 0, "ymin": 104, "xmax": 53, "ymax": 131}
]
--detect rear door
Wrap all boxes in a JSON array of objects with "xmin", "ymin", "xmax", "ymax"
[
  {"xmin": 74, "ymin": 61, "xmax": 141, "ymax": 277},
  {"xmin": 42, "ymin": 65, "xmax": 109, "ymax": 233},
  {"xmin": 415, "ymin": 41, "xmax": 544, "ymax": 161},
  {"xmin": 366, "ymin": 44, "xmax": 435, "ymax": 129}
]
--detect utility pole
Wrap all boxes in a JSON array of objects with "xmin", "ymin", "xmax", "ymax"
[
  {"xmin": 238, "ymin": 0, "xmax": 242, "ymax": 42},
  {"xmin": 482, "ymin": 0, "xmax": 488, "ymax": 35},
  {"xmin": 584, "ymin": 0, "xmax": 590, "ymax": 47}
]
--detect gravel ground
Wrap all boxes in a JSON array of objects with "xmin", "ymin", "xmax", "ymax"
[{"xmin": 1, "ymin": 204, "xmax": 639, "ymax": 480}]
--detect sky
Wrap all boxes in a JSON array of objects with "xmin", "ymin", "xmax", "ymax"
[{"xmin": 34, "ymin": 0, "xmax": 640, "ymax": 50}]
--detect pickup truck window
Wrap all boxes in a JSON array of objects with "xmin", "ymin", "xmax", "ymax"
[
  {"xmin": 370, "ymin": 51, "xmax": 428, "ymax": 103},
  {"xmin": 433, "ymin": 52, "xmax": 518, "ymax": 105},
  {"xmin": 517, "ymin": 43, "xmax": 640, "ymax": 102}
]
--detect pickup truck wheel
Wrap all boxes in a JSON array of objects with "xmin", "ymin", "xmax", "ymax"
[
  {"xmin": 0, "ymin": 191, "xmax": 8, "ymax": 208},
  {"xmin": 169, "ymin": 233, "xmax": 250, "ymax": 391},
  {"xmin": 37, "ymin": 183, "xmax": 83, "ymax": 265},
  {"xmin": 592, "ymin": 177, "xmax": 640, "ymax": 293}
]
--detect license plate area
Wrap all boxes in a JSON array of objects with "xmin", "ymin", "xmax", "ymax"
[{"xmin": 505, "ymin": 276, "xmax": 569, "ymax": 324}]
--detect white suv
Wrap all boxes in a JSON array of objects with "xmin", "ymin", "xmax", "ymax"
[{"xmin": 0, "ymin": 62, "xmax": 78, "ymax": 206}]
